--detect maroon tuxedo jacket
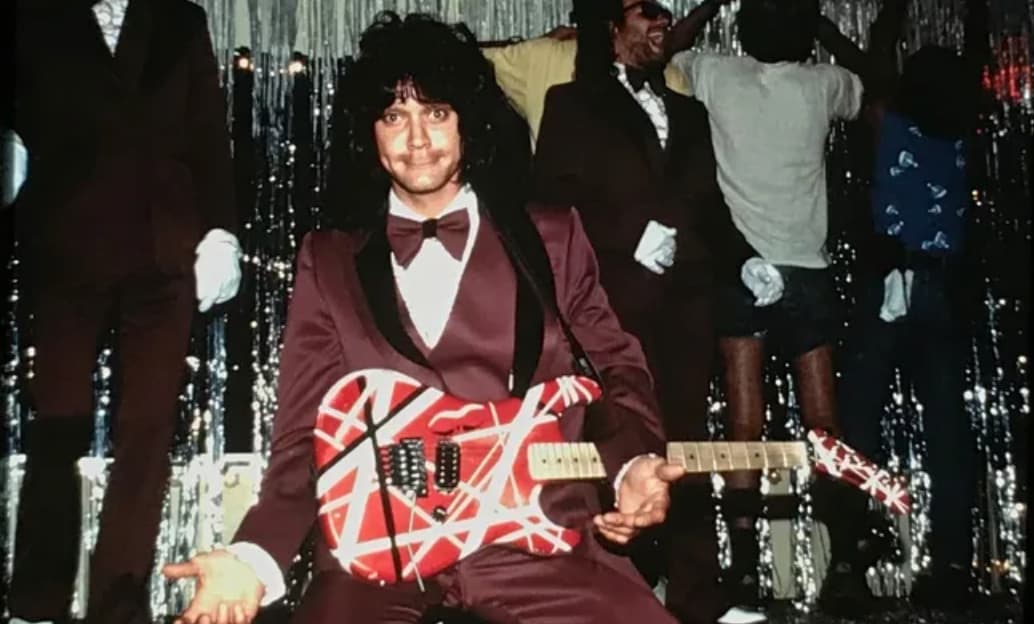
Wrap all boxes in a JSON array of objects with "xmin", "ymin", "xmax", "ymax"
[
  {"xmin": 234, "ymin": 202, "xmax": 665, "ymax": 582},
  {"xmin": 10, "ymin": 0, "xmax": 235, "ymax": 279}
]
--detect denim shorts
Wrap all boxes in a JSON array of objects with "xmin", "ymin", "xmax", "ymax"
[{"xmin": 715, "ymin": 265, "xmax": 841, "ymax": 358}]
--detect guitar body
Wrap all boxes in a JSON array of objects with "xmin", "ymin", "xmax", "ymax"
[{"xmin": 313, "ymin": 368, "xmax": 602, "ymax": 584}]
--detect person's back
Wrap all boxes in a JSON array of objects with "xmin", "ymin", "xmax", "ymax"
[
  {"xmin": 673, "ymin": 0, "xmax": 861, "ymax": 268},
  {"xmin": 690, "ymin": 54, "xmax": 860, "ymax": 267}
]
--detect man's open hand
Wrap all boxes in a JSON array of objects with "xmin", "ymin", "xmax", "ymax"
[
  {"xmin": 593, "ymin": 455, "xmax": 686, "ymax": 544},
  {"xmin": 162, "ymin": 549, "xmax": 264, "ymax": 624}
]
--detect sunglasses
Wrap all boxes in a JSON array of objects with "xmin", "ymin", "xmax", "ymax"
[{"xmin": 624, "ymin": 1, "xmax": 673, "ymax": 23}]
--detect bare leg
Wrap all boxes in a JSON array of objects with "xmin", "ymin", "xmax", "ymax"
[
  {"xmin": 792, "ymin": 344, "xmax": 840, "ymax": 435},
  {"xmin": 718, "ymin": 336, "xmax": 766, "ymax": 607},
  {"xmin": 720, "ymin": 336, "xmax": 766, "ymax": 496}
]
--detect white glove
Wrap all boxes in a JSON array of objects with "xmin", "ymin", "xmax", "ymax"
[
  {"xmin": 878, "ymin": 268, "xmax": 914, "ymax": 322},
  {"xmin": 740, "ymin": 257, "xmax": 784, "ymax": 306},
  {"xmin": 634, "ymin": 220, "xmax": 678, "ymax": 275},
  {"xmin": 2, "ymin": 129, "xmax": 28, "ymax": 207},
  {"xmin": 194, "ymin": 228, "xmax": 242, "ymax": 313}
]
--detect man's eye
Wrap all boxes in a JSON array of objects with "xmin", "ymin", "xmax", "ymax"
[
  {"xmin": 383, "ymin": 112, "xmax": 401, "ymax": 124},
  {"xmin": 429, "ymin": 108, "xmax": 449, "ymax": 121}
]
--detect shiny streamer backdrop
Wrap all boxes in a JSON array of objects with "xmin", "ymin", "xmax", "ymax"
[{"xmin": 1, "ymin": 0, "xmax": 1029, "ymax": 616}]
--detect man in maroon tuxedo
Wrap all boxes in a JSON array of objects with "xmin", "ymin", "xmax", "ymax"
[
  {"xmin": 164, "ymin": 12, "xmax": 686, "ymax": 624},
  {"xmin": 7, "ymin": 1, "xmax": 239, "ymax": 623}
]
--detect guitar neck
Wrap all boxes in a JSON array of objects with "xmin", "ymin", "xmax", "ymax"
[
  {"xmin": 528, "ymin": 441, "xmax": 808, "ymax": 482},
  {"xmin": 666, "ymin": 441, "xmax": 809, "ymax": 474}
]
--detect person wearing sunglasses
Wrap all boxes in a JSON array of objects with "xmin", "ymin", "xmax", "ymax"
[
  {"xmin": 480, "ymin": 0, "xmax": 732, "ymax": 144},
  {"xmin": 533, "ymin": 2, "xmax": 758, "ymax": 624}
]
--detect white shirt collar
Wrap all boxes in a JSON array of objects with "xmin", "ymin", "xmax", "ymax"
[{"xmin": 388, "ymin": 184, "xmax": 477, "ymax": 222}]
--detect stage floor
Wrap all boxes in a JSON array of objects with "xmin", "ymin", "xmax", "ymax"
[
  {"xmin": 764, "ymin": 597, "xmax": 1023, "ymax": 624},
  {"xmin": 147, "ymin": 596, "xmax": 1022, "ymax": 624}
]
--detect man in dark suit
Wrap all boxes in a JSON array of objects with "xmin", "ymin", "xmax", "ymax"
[
  {"xmin": 163, "ymin": 12, "xmax": 686, "ymax": 624},
  {"xmin": 7, "ymin": 1, "xmax": 240, "ymax": 622},
  {"xmin": 532, "ymin": 2, "xmax": 755, "ymax": 623}
]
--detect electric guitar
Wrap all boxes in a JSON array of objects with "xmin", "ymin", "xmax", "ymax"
[{"xmin": 313, "ymin": 369, "xmax": 909, "ymax": 585}]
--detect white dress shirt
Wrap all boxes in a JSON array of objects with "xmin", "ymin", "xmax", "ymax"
[
  {"xmin": 389, "ymin": 184, "xmax": 480, "ymax": 349},
  {"xmin": 229, "ymin": 186, "xmax": 479, "ymax": 605},
  {"xmin": 614, "ymin": 63, "xmax": 669, "ymax": 149}
]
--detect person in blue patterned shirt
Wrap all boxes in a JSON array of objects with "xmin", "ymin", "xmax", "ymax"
[{"xmin": 817, "ymin": 0, "xmax": 988, "ymax": 614}]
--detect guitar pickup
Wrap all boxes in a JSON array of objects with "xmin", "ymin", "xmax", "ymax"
[
  {"xmin": 382, "ymin": 438, "xmax": 428, "ymax": 499},
  {"xmin": 434, "ymin": 439, "xmax": 461, "ymax": 491}
]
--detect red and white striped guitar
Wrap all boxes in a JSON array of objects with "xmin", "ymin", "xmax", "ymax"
[{"xmin": 313, "ymin": 369, "xmax": 909, "ymax": 585}]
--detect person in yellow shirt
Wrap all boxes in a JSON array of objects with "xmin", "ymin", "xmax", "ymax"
[{"xmin": 482, "ymin": 0, "xmax": 731, "ymax": 142}]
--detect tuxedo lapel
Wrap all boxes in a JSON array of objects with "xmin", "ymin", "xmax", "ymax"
[
  {"xmin": 66, "ymin": 4, "xmax": 121, "ymax": 84},
  {"xmin": 112, "ymin": 0, "xmax": 154, "ymax": 92},
  {"xmin": 354, "ymin": 226, "xmax": 434, "ymax": 370},
  {"xmin": 596, "ymin": 79, "xmax": 665, "ymax": 177},
  {"xmin": 662, "ymin": 90, "xmax": 692, "ymax": 180},
  {"xmin": 483, "ymin": 206, "xmax": 548, "ymax": 396}
]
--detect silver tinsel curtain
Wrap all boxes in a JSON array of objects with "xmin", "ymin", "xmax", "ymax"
[{"xmin": 2, "ymin": 0, "xmax": 1030, "ymax": 617}]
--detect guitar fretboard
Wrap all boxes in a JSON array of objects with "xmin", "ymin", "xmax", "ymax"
[
  {"xmin": 527, "ymin": 443, "xmax": 607, "ymax": 481},
  {"xmin": 667, "ymin": 441, "xmax": 808, "ymax": 473},
  {"xmin": 527, "ymin": 441, "xmax": 808, "ymax": 481}
]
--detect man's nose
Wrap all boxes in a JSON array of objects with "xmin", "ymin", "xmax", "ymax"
[{"xmin": 408, "ymin": 120, "xmax": 430, "ymax": 148}]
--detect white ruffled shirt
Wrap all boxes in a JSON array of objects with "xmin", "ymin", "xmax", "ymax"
[
  {"xmin": 93, "ymin": 0, "xmax": 129, "ymax": 53},
  {"xmin": 614, "ymin": 63, "xmax": 669, "ymax": 149}
]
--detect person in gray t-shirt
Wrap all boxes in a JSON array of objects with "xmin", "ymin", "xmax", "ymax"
[{"xmin": 670, "ymin": 0, "xmax": 886, "ymax": 617}]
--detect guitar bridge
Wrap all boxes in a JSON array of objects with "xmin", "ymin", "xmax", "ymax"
[
  {"xmin": 434, "ymin": 439, "xmax": 461, "ymax": 491},
  {"xmin": 381, "ymin": 438, "xmax": 428, "ymax": 499}
]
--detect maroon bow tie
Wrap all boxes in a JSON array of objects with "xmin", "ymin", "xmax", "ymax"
[{"xmin": 386, "ymin": 211, "xmax": 471, "ymax": 268}]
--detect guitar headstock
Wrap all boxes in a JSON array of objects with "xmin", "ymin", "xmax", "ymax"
[{"xmin": 807, "ymin": 428, "xmax": 912, "ymax": 515}]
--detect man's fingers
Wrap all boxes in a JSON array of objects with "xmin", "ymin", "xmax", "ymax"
[
  {"xmin": 600, "ymin": 528, "xmax": 632, "ymax": 544},
  {"xmin": 656, "ymin": 463, "xmax": 687, "ymax": 482},
  {"xmin": 163, "ymin": 560, "xmax": 200, "ymax": 579},
  {"xmin": 595, "ymin": 517, "xmax": 638, "ymax": 535}
]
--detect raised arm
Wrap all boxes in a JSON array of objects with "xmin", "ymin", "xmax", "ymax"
[
  {"xmin": 665, "ymin": 0, "xmax": 733, "ymax": 58},
  {"xmin": 866, "ymin": 0, "xmax": 908, "ymax": 99},
  {"xmin": 816, "ymin": 16, "xmax": 870, "ymax": 81},
  {"xmin": 816, "ymin": 0, "xmax": 907, "ymax": 118}
]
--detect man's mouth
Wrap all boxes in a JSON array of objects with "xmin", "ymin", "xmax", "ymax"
[{"xmin": 647, "ymin": 29, "xmax": 665, "ymax": 48}]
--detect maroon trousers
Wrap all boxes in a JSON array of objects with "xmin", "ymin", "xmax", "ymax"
[
  {"xmin": 10, "ymin": 260, "xmax": 194, "ymax": 623},
  {"xmin": 292, "ymin": 545, "xmax": 679, "ymax": 624}
]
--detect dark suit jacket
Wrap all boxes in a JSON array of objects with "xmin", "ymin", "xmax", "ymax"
[
  {"xmin": 11, "ymin": 0, "xmax": 235, "ymax": 278},
  {"xmin": 533, "ymin": 78, "xmax": 752, "ymax": 314},
  {"xmin": 233, "ymin": 203, "xmax": 664, "ymax": 584}
]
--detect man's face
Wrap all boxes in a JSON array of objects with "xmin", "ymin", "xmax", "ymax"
[
  {"xmin": 374, "ymin": 88, "xmax": 462, "ymax": 207},
  {"xmin": 613, "ymin": 0, "xmax": 672, "ymax": 69}
]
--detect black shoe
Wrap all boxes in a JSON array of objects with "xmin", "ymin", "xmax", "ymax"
[
  {"xmin": 818, "ymin": 561, "xmax": 875, "ymax": 618},
  {"xmin": 855, "ymin": 512, "xmax": 903, "ymax": 568},
  {"xmin": 721, "ymin": 565, "xmax": 763, "ymax": 611},
  {"xmin": 911, "ymin": 565, "xmax": 974, "ymax": 612}
]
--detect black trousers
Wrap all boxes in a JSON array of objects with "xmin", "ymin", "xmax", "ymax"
[
  {"xmin": 9, "ymin": 263, "xmax": 194, "ymax": 623},
  {"xmin": 838, "ymin": 266, "xmax": 976, "ymax": 570}
]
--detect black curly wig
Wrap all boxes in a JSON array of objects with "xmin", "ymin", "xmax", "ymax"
[{"xmin": 325, "ymin": 12, "xmax": 531, "ymax": 230}]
